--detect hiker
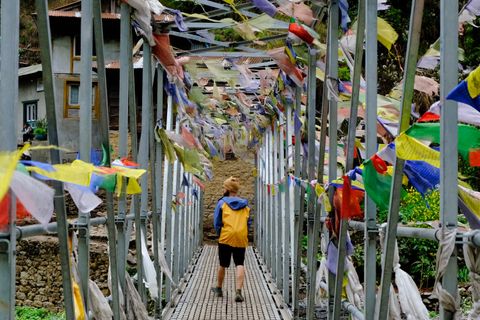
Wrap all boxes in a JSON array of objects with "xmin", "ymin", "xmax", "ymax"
[{"xmin": 211, "ymin": 176, "xmax": 250, "ymax": 302}]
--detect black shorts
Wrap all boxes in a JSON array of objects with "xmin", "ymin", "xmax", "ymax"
[{"xmin": 218, "ymin": 243, "xmax": 246, "ymax": 268}]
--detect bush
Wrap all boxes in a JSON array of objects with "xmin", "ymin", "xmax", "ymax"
[{"xmin": 16, "ymin": 307, "xmax": 64, "ymax": 320}]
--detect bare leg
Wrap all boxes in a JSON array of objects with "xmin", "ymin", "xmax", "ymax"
[
  {"xmin": 217, "ymin": 266, "xmax": 226, "ymax": 288},
  {"xmin": 235, "ymin": 265, "xmax": 245, "ymax": 290}
]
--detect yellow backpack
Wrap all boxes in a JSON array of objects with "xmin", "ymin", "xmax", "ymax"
[{"xmin": 219, "ymin": 202, "xmax": 250, "ymax": 248}]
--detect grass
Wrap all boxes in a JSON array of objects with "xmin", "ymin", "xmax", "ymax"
[{"xmin": 16, "ymin": 306, "xmax": 65, "ymax": 320}]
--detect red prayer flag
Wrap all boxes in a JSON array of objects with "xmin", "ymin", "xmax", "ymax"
[
  {"xmin": 469, "ymin": 149, "xmax": 480, "ymax": 167},
  {"xmin": 333, "ymin": 176, "xmax": 364, "ymax": 220},
  {"xmin": 418, "ymin": 112, "xmax": 440, "ymax": 123},
  {"xmin": 0, "ymin": 192, "xmax": 31, "ymax": 230}
]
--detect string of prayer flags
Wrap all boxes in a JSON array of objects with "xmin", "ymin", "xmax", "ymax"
[{"xmin": 447, "ymin": 65, "xmax": 480, "ymax": 112}]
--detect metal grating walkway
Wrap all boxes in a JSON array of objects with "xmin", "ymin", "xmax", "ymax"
[{"xmin": 163, "ymin": 245, "xmax": 290, "ymax": 320}]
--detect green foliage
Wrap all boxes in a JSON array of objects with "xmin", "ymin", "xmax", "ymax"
[
  {"xmin": 16, "ymin": 307, "xmax": 65, "ymax": 320},
  {"xmin": 301, "ymin": 235, "xmax": 308, "ymax": 251},
  {"xmin": 461, "ymin": 295, "xmax": 473, "ymax": 314},
  {"xmin": 398, "ymin": 238, "xmax": 438, "ymax": 288},
  {"xmin": 461, "ymin": 23, "xmax": 480, "ymax": 68},
  {"xmin": 458, "ymin": 266, "xmax": 470, "ymax": 284},
  {"xmin": 396, "ymin": 188, "xmax": 439, "ymax": 288},
  {"xmin": 338, "ymin": 64, "xmax": 350, "ymax": 82},
  {"xmin": 214, "ymin": 28, "xmax": 243, "ymax": 43},
  {"xmin": 399, "ymin": 188, "xmax": 440, "ymax": 223},
  {"xmin": 33, "ymin": 118, "xmax": 48, "ymax": 136},
  {"xmin": 458, "ymin": 156, "xmax": 480, "ymax": 191}
]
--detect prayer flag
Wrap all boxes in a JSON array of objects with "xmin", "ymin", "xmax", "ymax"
[
  {"xmin": 251, "ymin": 0, "xmax": 277, "ymax": 17},
  {"xmin": 339, "ymin": 0, "xmax": 351, "ymax": 32},
  {"xmin": 363, "ymin": 159, "xmax": 405, "ymax": 211},
  {"xmin": 447, "ymin": 65, "xmax": 480, "ymax": 112}
]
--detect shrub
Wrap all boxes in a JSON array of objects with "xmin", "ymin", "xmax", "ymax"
[{"xmin": 16, "ymin": 306, "xmax": 64, "ymax": 320}]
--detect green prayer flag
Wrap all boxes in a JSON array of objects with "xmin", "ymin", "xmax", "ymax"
[
  {"xmin": 100, "ymin": 173, "xmax": 116, "ymax": 192},
  {"xmin": 407, "ymin": 123, "xmax": 480, "ymax": 160},
  {"xmin": 363, "ymin": 160, "xmax": 406, "ymax": 211}
]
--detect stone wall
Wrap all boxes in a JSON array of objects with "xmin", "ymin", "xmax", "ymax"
[
  {"xmin": 203, "ymin": 157, "xmax": 256, "ymax": 241},
  {"xmin": 16, "ymin": 236, "xmax": 110, "ymax": 312}
]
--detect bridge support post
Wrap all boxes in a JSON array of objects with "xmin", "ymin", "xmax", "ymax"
[
  {"xmin": 35, "ymin": 1, "xmax": 76, "ymax": 318},
  {"xmin": 306, "ymin": 47, "xmax": 319, "ymax": 320},
  {"xmin": 439, "ymin": 0, "xmax": 459, "ymax": 319},
  {"xmin": 153, "ymin": 64, "xmax": 165, "ymax": 318},
  {"xmin": 364, "ymin": 0, "xmax": 378, "ymax": 318},
  {"xmin": 376, "ymin": 1, "xmax": 425, "ymax": 318},
  {"xmin": 163, "ymin": 93, "xmax": 175, "ymax": 302},
  {"xmin": 0, "ymin": 1, "xmax": 20, "ymax": 318},
  {"xmin": 293, "ymin": 85, "xmax": 305, "ymax": 319}
]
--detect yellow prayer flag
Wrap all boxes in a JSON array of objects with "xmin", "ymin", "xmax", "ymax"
[
  {"xmin": 27, "ymin": 160, "xmax": 92, "ymax": 187},
  {"xmin": 0, "ymin": 146, "xmax": 26, "ymax": 200},
  {"xmin": 315, "ymin": 183, "xmax": 325, "ymax": 197},
  {"xmin": 322, "ymin": 194, "xmax": 332, "ymax": 212},
  {"xmin": 459, "ymin": 185, "xmax": 480, "ymax": 217},
  {"xmin": 73, "ymin": 280, "xmax": 86, "ymax": 320},
  {"xmin": 377, "ymin": 17, "xmax": 398, "ymax": 51},
  {"xmin": 395, "ymin": 133, "xmax": 441, "ymax": 168},
  {"xmin": 467, "ymin": 65, "xmax": 480, "ymax": 98}
]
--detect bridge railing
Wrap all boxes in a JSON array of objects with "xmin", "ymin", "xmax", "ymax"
[
  {"xmin": 253, "ymin": 1, "xmax": 478, "ymax": 320},
  {"xmin": 0, "ymin": 1, "xmax": 204, "ymax": 319}
]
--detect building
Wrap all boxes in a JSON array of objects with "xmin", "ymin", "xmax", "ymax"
[{"xmin": 18, "ymin": 0, "xmax": 172, "ymax": 160}]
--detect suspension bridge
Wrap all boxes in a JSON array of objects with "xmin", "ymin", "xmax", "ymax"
[{"xmin": 1, "ymin": 0, "xmax": 480, "ymax": 319}]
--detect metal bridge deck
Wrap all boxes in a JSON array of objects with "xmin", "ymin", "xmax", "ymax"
[{"xmin": 163, "ymin": 245, "xmax": 290, "ymax": 320}]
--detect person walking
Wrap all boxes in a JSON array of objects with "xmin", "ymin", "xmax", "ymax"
[{"xmin": 211, "ymin": 176, "xmax": 250, "ymax": 302}]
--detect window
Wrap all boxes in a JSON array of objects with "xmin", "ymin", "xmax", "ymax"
[
  {"xmin": 69, "ymin": 83, "xmax": 80, "ymax": 105},
  {"xmin": 36, "ymin": 78, "xmax": 44, "ymax": 92},
  {"xmin": 23, "ymin": 100, "xmax": 38, "ymax": 125},
  {"xmin": 64, "ymin": 79, "xmax": 100, "ymax": 119},
  {"xmin": 73, "ymin": 35, "xmax": 97, "ymax": 58}
]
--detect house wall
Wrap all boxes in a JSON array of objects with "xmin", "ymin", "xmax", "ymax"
[
  {"xmin": 17, "ymin": 75, "xmax": 46, "ymax": 144},
  {"xmin": 52, "ymin": 36, "xmax": 71, "ymax": 74},
  {"xmin": 53, "ymin": 75, "xmax": 103, "ymax": 162},
  {"xmin": 50, "ymin": 30, "xmax": 118, "ymax": 161}
]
